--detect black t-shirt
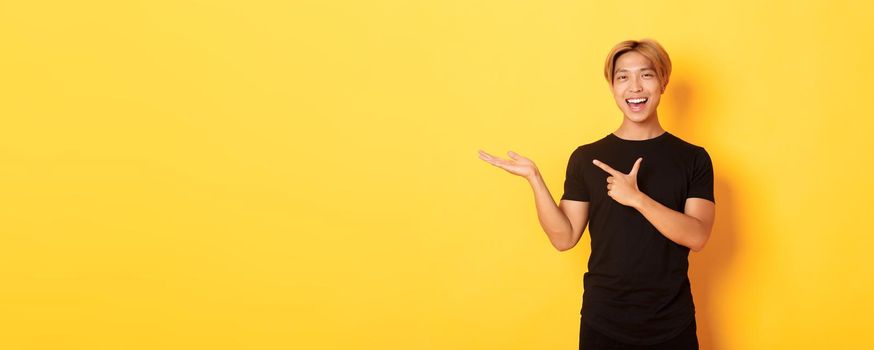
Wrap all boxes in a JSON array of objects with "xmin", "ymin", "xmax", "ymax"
[{"xmin": 561, "ymin": 131, "xmax": 715, "ymax": 346}]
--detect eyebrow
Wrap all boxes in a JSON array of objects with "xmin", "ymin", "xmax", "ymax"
[{"xmin": 614, "ymin": 67, "xmax": 655, "ymax": 74}]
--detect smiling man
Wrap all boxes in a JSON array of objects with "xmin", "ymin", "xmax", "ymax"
[{"xmin": 478, "ymin": 39, "xmax": 715, "ymax": 349}]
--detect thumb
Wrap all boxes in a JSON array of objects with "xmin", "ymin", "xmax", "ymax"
[
  {"xmin": 507, "ymin": 151, "xmax": 520, "ymax": 160},
  {"xmin": 629, "ymin": 157, "xmax": 643, "ymax": 177}
]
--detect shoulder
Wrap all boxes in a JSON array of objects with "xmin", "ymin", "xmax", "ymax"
[
  {"xmin": 570, "ymin": 135, "xmax": 611, "ymax": 154},
  {"xmin": 666, "ymin": 132, "xmax": 703, "ymax": 149},
  {"xmin": 665, "ymin": 133, "xmax": 711, "ymax": 157},
  {"xmin": 662, "ymin": 134, "xmax": 714, "ymax": 174}
]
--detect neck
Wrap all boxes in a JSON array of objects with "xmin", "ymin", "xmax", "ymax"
[{"xmin": 614, "ymin": 113, "xmax": 665, "ymax": 140}]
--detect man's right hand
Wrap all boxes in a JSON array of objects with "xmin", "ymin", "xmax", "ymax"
[{"xmin": 478, "ymin": 149, "xmax": 539, "ymax": 181}]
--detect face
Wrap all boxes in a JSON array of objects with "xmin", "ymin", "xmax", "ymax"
[{"xmin": 611, "ymin": 51, "xmax": 664, "ymax": 123}]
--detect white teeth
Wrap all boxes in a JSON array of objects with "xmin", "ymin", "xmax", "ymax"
[{"xmin": 626, "ymin": 98, "xmax": 647, "ymax": 103}]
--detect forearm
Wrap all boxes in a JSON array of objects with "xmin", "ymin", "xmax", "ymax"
[
  {"xmin": 527, "ymin": 171, "xmax": 573, "ymax": 250},
  {"xmin": 632, "ymin": 193, "xmax": 707, "ymax": 252}
]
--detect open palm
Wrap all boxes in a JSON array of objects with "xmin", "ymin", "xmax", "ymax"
[{"xmin": 478, "ymin": 149, "xmax": 538, "ymax": 180}]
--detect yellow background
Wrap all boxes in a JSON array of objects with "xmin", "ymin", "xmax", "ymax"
[{"xmin": 1, "ymin": 0, "xmax": 873, "ymax": 349}]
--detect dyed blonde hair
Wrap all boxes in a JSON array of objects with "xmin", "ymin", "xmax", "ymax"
[{"xmin": 604, "ymin": 39, "xmax": 672, "ymax": 91}]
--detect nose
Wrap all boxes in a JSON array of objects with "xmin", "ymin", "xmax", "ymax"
[{"xmin": 630, "ymin": 77, "xmax": 643, "ymax": 92}]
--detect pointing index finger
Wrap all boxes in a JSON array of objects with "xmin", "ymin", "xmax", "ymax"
[{"xmin": 592, "ymin": 159, "xmax": 621, "ymax": 176}]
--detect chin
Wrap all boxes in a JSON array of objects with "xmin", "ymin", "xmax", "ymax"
[{"xmin": 623, "ymin": 111, "xmax": 651, "ymax": 122}]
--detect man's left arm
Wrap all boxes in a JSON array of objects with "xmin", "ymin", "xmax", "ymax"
[
  {"xmin": 591, "ymin": 157, "xmax": 716, "ymax": 252},
  {"xmin": 632, "ymin": 195, "xmax": 715, "ymax": 252}
]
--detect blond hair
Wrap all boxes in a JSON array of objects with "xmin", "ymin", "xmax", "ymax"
[{"xmin": 604, "ymin": 39, "xmax": 672, "ymax": 90}]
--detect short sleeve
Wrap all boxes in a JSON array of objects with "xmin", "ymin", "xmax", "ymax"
[
  {"xmin": 687, "ymin": 147, "xmax": 715, "ymax": 203},
  {"xmin": 560, "ymin": 148, "xmax": 590, "ymax": 202}
]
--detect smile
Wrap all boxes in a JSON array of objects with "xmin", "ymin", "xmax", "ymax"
[{"xmin": 625, "ymin": 97, "xmax": 648, "ymax": 112}]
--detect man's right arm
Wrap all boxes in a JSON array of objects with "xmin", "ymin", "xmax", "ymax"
[{"xmin": 527, "ymin": 170, "xmax": 590, "ymax": 251}]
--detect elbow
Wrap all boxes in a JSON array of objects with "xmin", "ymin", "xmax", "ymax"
[
  {"xmin": 687, "ymin": 218, "xmax": 713, "ymax": 252},
  {"xmin": 548, "ymin": 222, "xmax": 582, "ymax": 252},
  {"xmin": 689, "ymin": 232, "xmax": 711, "ymax": 252},
  {"xmin": 552, "ymin": 236, "xmax": 575, "ymax": 252}
]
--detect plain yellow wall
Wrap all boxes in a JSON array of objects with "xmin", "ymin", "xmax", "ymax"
[{"xmin": 1, "ymin": 0, "xmax": 873, "ymax": 349}]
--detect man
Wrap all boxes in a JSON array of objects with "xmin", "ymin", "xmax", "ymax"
[{"xmin": 478, "ymin": 38, "xmax": 715, "ymax": 349}]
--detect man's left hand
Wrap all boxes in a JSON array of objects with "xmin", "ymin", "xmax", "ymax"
[{"xmin": 592, "ymin": 158, "xmax": 645, "ymax": 208}]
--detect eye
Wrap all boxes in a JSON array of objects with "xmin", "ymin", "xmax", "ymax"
[
  {"xmin": 643, "ymin": 73, "xmax": 654, "ymax": 77},
  {"xmin": 616, "ymin": 75, "xmax": 627, "ymax": 80}
]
